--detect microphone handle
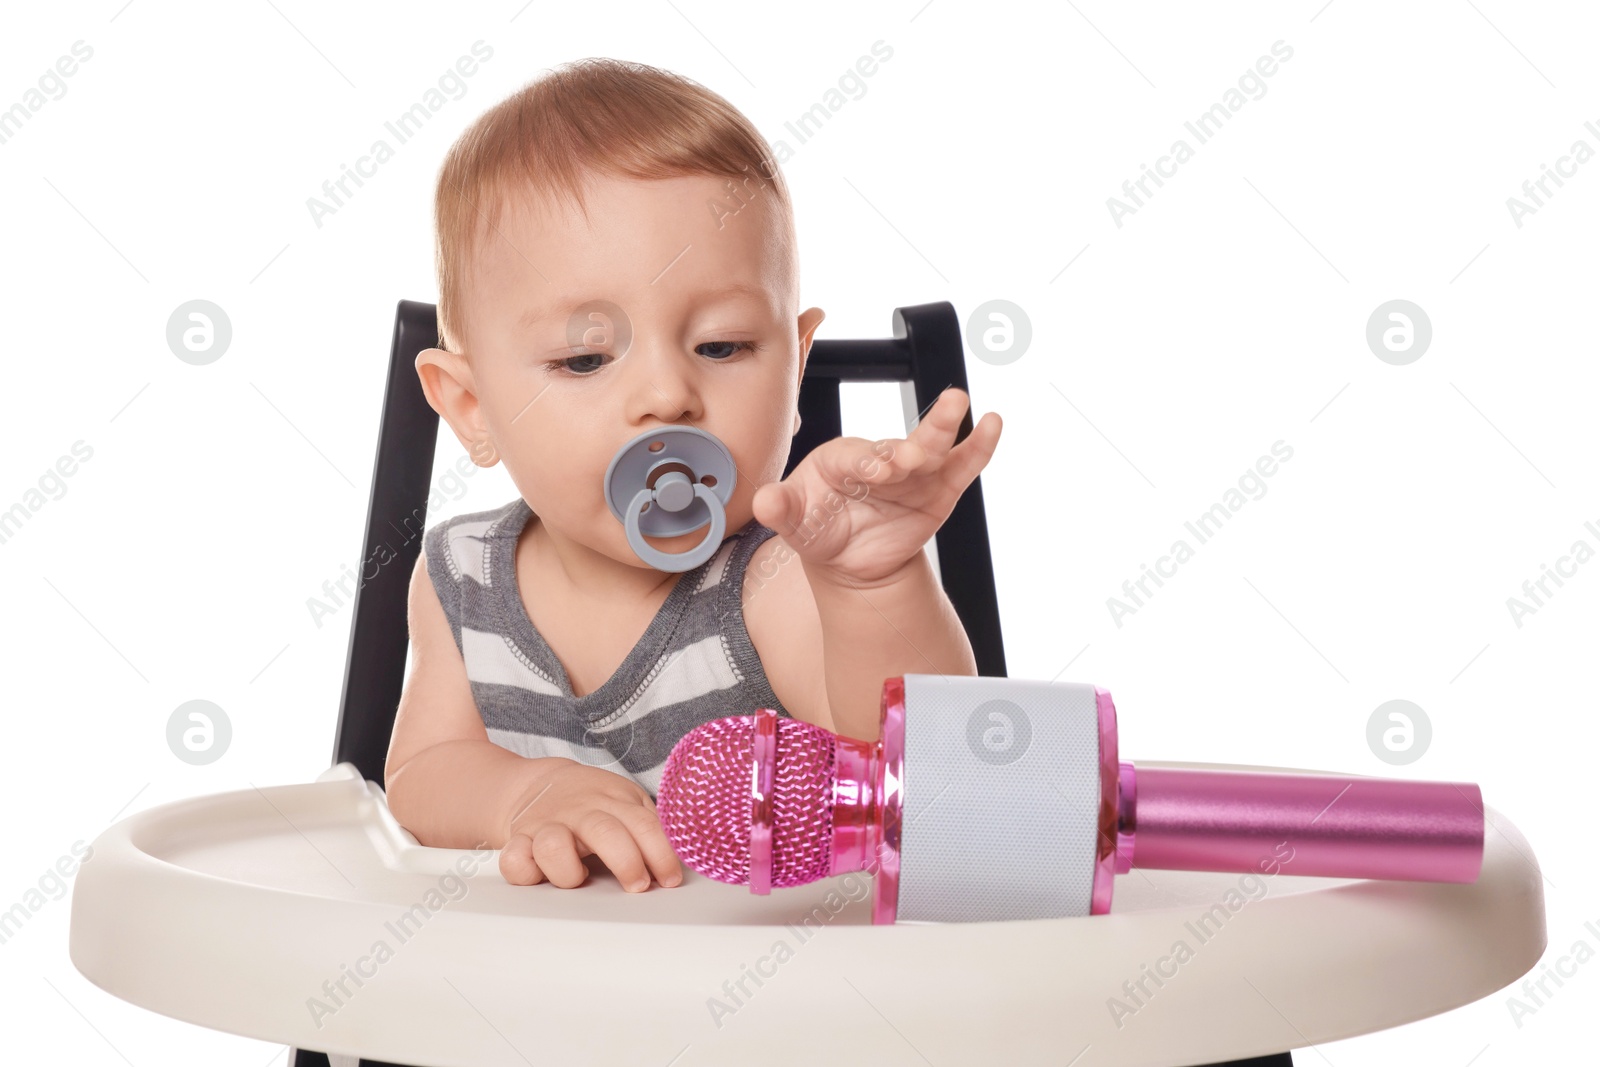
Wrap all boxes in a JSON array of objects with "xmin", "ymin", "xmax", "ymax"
[{"xmin": 1120, "ymin": 763, "xmax": 1485, "ymax": 884}]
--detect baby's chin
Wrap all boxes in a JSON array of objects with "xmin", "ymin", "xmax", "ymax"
[
  {"xmin": 624, "ymin": 508, "xmax": 758, "ymax": 566},
  {"xmin": 535, "ymin": 505, "xmax": 755, "ymax": 570}
]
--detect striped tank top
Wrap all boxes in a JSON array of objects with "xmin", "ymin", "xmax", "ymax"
[{"xmin": 422, "ymin": 495, "xmax": 793, "ymax": 798}]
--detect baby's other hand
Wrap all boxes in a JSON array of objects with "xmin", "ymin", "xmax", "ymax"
[
  {"xmin": 753, "ymin": 387, "xmax": 1002, "ymax": 588},
  {"xmin": 498, "ymin": 762, "xmax": 683, "ymax": 892}
]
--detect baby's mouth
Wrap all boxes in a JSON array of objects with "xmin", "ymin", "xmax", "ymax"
[{"xmin": 603, "ymin": 426, "xmax": 738, "ymax": 572}]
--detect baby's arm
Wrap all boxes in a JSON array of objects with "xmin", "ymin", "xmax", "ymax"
[
  {"xmin": 753, "ymin": 387, "xmax": 1002, "ymax": 743},
  {"xmin": 385, "ymin": 552, "xmax": 680, "ymax": 890},
  {"xmin": 806, "ymin": 545, "xmax": 975, "ymax": 742}
]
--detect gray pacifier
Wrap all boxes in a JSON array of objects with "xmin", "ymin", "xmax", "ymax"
[{"xmin": 603, "ymin": 426, "xmax": 738, "ymax": 572}]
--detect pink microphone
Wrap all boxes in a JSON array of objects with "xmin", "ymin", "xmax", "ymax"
[{"xmin": 654, "ymin": 675, "xmax": 1485, "ymax": 924}]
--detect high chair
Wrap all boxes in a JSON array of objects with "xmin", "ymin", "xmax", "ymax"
[{"xmin": 68, "ymin": 300, "xmax": 1546, "ymax": 1067}]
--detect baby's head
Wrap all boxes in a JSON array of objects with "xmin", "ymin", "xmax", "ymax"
[{"xmin": 417, "ymin": 57, "xmax": 825, "ymax": 569}]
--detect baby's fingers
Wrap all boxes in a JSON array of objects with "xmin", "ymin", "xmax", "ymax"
[
  {"xmin": 576, "ymin": 812, "xmax": 660, "ymax": 893},
  {"xmin": 905, "ymin": 387, "xmax": 971, "ymax": 460},
  {"xmin": 618, "ymin": 804, "xmax": 684, "ymax": 889},
  {"xmin": 939, "ymin": 410, "xmax": 1003, "ymax": 487},
  {"xmin": 499, "ymin": 831, "xmax": 547, "ymax": 886},
  {"xmin": 530, "ymin": 824, "xmax": 591, "ymax": 889},
  {"xmin": 857, "ymin": 435, "xmax": 929, "ymax": 491}
]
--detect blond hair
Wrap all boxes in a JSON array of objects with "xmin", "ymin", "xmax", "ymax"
[{"xmin": 431, "ymin": 57, "xmax": 792, "ymax": 355}]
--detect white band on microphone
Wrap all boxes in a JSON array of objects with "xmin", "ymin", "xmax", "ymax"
[{"xmin": 897, "ymin": 675, "xmax": 1103, "ymax": 923}]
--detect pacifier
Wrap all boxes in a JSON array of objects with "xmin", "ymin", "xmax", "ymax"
[{"xmin": 603, "ymin": 426, "xmax": 738, "ymax": 572}]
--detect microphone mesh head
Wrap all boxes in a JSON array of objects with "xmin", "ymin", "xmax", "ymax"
[{"xmin": 656, "ymin": 714, "xmax": 837, "ymax": 887}]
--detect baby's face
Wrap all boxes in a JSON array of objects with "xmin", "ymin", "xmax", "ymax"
[{"xmin": 452, "ymin": 171, "xmax": 823, "ymax": 565}]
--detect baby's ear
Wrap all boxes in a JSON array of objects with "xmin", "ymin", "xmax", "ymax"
[{"xmin": 415, "ymin": 347, "xmax": 496, "ymax": 467}]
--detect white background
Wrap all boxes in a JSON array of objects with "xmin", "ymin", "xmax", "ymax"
[{"xmin": 2, "ymin": 0, "xmax": 1595, "ymax": 1064}]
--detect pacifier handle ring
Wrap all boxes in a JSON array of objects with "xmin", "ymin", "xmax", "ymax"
[{"xmin": 623, "ymin": 483, "xmax": 727, "ymax": 572}]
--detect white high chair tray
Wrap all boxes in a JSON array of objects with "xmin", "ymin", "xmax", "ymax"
[{"xmin": 69, "ymin": 760, "xmax": 1544, "ymax": 1067}]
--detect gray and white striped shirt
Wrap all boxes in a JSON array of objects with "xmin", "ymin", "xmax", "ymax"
[{"xmin": 423, "ymin": 495, "xmax": 793, "ymax": 797}]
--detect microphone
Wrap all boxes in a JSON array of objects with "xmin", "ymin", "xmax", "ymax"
[{"xmin": 654, "ymin": 675, "xmax": 1485, "ymax": 923}]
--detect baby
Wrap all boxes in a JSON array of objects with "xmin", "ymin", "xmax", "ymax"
[{"xmin": 382, "ymin": 57, "xmax": 1003, "ymax": 895}]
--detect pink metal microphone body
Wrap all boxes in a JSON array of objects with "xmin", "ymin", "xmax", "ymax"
[{"xmin": 654, "ymin": 676, "xmax": 1485, "ymax": 924}]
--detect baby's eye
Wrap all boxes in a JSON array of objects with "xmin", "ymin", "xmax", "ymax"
[
  {"xmin": 697, "ymin": 340, "xmax": 760, "ymax": 360},
  {"xmin": 551, "ymin": 351, "xmax": 611, "ymax": 375},
  {"xmin": 548, "ymin": 341, "xmax": 760, "ymax": 375}
]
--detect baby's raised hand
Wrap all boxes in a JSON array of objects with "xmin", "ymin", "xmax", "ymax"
[
  {"xmin": 752, "ymin": 387, "xmax": 1002, "ymax": 588},
  {"xmin": 498, "ymin": 761, "xmax": 682, "ymax": 892}
]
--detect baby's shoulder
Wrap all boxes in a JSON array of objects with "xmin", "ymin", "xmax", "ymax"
[
  {"xmin": 430, "ymin": 497, "xmax": 527, "ymax": 541},
  {"xmin": 424, "ymin": 497, "xmax": 528, "ymax": 579},
  {"xmin": 740, "ymin": 526, "xmax": 788, "ymax": 591}
]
